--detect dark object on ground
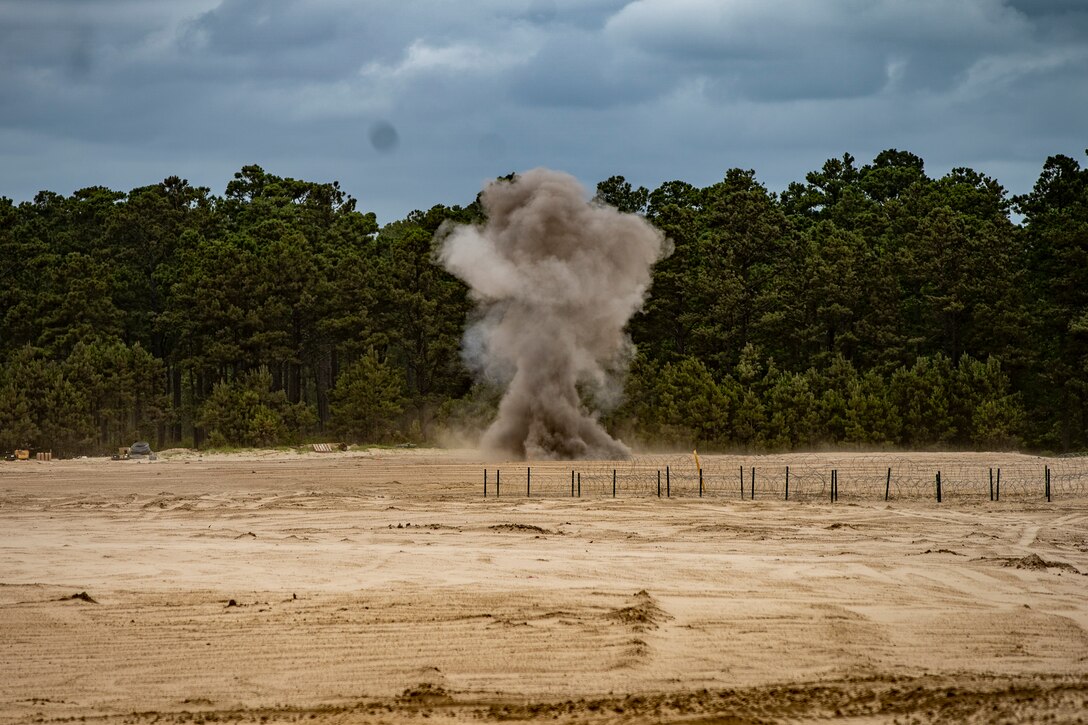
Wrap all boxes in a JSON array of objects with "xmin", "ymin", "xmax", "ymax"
[
  {"xmin": 130, "ymin": 441, "xmax": 152, "ymax": 456},
  {"xmin": 488, "ymin": 523, "xmax": 552, "ymax": 534},
  {"xmin": 65, "ymin": 591, "xmax": 98, "ymax": 604},
  {"xmin": 1004, "ymin": 553, "xmax": 1082, "ymax": 575}
]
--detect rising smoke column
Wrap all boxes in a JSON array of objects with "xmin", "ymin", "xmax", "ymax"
[{"xmin": 438, "ymin": 168, "xmax": 669, "ymax": 460}]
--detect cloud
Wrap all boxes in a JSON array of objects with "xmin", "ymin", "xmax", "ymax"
[
  {"xmin": 1007, "ymin": 0, "xmax": 1088, "ymax": 17},
  {"xmin": 184, "ymin": 0, "xmax": 340, "ymax": 56},
  {"xmin": 957, "ymin": 46, "xmax": 1088, "ymax": 97},
  {"xmin": 0, "ymin": 0, "xmax": 1085, "ymax": 225},
  {"xmin": 505, "ymin": 29, "xmax": 671, "ymax": 107},
  {"xmin": 360, "ymin": 38, "xmax": 529, "ymax": 80},
  {"xmin": 605, "ymin": 0, "xmax": 1034, "ymax": 100}
]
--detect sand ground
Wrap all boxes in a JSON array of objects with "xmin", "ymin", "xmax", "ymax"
[{"xmin": 1, "ymin": 449, "xmax": 1087, "ymax": 723}]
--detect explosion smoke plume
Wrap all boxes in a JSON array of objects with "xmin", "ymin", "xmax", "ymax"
[{"xmin": 438, "ymin": 168, "xmax": 668, "ymax": 460}]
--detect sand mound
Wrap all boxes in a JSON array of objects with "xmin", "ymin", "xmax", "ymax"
[
  {"xmin": 489, "ymin": 523, "xmax": 554, "ymax": 535},
  {"xmin": 397, "ymin": 682, "xmax": 451, "ymax": 704},
  {"xmin": 605, "ymin": 590, "xmax": 671, "ymax": 631},
  {"xmin": 1005, "ymin": 554, "xmax": 1082, "ymax": 575}
]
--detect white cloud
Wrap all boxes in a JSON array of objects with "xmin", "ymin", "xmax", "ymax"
[
  {"xmin": 360, "ymin": 38, "xmax": 533, "ymax": 80},
  {"xmin": 606, "ymin": 0, "xmax": 1028, "ymax": 50},
  {"xmin": 957, "ymin": 46, "xmax": 1088, "ymax": 96}
]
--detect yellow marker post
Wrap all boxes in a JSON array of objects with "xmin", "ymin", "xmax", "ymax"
[{"xmin": 693, "ymin": 449, "xmax": 703, "ymax": 497}]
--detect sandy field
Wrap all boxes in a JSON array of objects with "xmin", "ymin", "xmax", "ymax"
[{"xmin": 2, "ymin": 448, "xmax": 1087, "ymax": 724}]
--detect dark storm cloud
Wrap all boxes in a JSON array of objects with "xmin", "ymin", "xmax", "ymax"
[
  {"xmin": 185, "ymin": 0, "xmax": 340, "ymax": 55},
  {"xmin": 0, "ymin": 0, "xmax": 1086, "ymax": 223},
  {"xmin": 605, "ymin": 0, "xmax": 1036, "ymax": 99},
  {"xmin": 1007, "ymin": 0, "xmax": 1088, "ymax": 17},
  {"xmin": 504, "ymin": 0, "xmax": 631, "ymax": 31},
  {"xmin": 507, "ymin": 29, "xmax": 668, "ymax": 107}
]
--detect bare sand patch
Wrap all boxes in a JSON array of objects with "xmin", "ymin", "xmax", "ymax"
[{"xmin": 1, "ymin": 450, "xmax": 1086, "ymax": 723}]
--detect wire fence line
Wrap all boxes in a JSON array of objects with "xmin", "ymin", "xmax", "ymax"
[{"xmin": 481, "ymin": 454, "xmax": 1088, "ymax": 501}]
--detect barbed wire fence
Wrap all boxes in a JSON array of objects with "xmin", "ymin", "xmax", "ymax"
[{"xmin": 481, "ymin": 454, "xmax": 1088, "ymax": 502}]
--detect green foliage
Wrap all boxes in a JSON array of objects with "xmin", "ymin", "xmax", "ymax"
[
  {"xmin": 954, "ymin": 356, "xmax": 1024, "ymax": 449},
  {"xmin": 653, "ymin": 357, "xmax": 733, "ymax": 445},
  {"xmin": 1015, "ymin": 152, "xmax": 1088, "ymax": 449},
  {"xmin": 890, "ymin": 354, "xmax": 956, "ymax": 446},
  {"xmin": 198, "ymin": 369, "xmax": 315, "ymax": 448},
  {"xmin": 0, "ymin": 340, "xmax": 168, "ymax": 455},
  {"xmin": 0, "ymin": 346, "xmax": 92, "ymax": 455},
  {"xmin": 329, "ymin": 349, "xmax": 405, "ymax": 443},
  {"xmin": 761, "ymin": 369, "xmax": 818, "ymax": 450},
  {"xmin": 65, "ymin": 339, "xmax": 166, "ymax": 447},
  {"xmin": 844, "ymin": 372, "xmax": 900, "ymax": 445},
  {"xmin": 0, "ymin": 151, "xmax": 1083, "ymax": 453},
  {"xmin": 594, "ymin": 175, "xmax": 649, "ymax": 214},
  {"xmin": 370, "ymin": 209, "xmax": 473, "ymax": 435}
]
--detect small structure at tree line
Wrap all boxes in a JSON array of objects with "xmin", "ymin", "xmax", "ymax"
[
  {"xmin": 5, "ymin": 448, "xmax": 50, "ymax": 461},
  {"xmin": 113, "ymin": 441, "xmax": 156, "ymax": 461},
  {"xmin": 311, "ymin": 442, "xmax": 347, "ymax": 453}
]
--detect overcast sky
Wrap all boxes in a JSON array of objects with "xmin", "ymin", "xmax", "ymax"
[{"xmin": 2, "ymin": 0, "xmax": 1086, "ymax": 223}]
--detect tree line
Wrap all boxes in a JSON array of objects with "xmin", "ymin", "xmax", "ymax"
[{"xmin": 1, "ymin": 150, "xmax": 1086, "ymax": 455}]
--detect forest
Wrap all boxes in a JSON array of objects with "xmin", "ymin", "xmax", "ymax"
[{"xmin": 2, "ymin": 149, "xmax": 1087, "ymax": 456}]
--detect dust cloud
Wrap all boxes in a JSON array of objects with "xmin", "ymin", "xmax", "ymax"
[{"xmin": 438, "ymin": 168, "xmax": 669, "ymax": 460}]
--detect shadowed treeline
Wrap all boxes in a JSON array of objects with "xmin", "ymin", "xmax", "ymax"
[{"xmin": 2, "ymin": 149, "xmax": 1087, "ymax": 455}]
